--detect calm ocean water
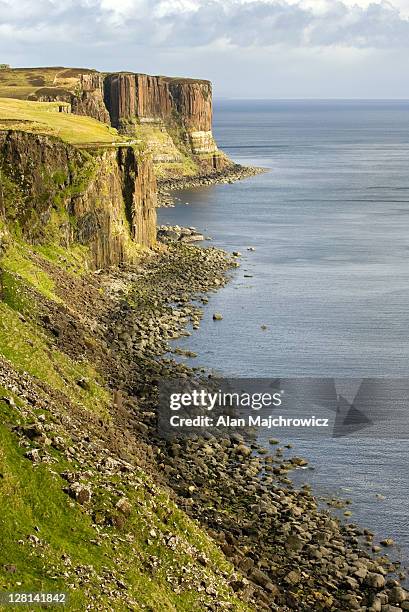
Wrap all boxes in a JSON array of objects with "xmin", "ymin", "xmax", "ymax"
[{"xmin": 158, "ymin": 100, "xmax": 409, "ymax": 576}]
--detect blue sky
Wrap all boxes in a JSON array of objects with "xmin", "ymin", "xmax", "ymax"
[{"xmin": 1, "ymin": 0, "xmax": 409, "ymax": 98}]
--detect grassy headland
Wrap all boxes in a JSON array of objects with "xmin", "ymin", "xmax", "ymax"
[{"xmin": 0, "ymin": 98, "xmax": 125, "ymax": 145}]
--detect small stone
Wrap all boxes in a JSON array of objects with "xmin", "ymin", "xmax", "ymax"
[
  {"xmin": 213, "ymin": 313, "xmax": 223, "ymax": 321},
  {"xmin": 380, "ymin": 538, "xmax": 394, "ymax": 547},
  {"xmin": 289, "ymin": 457, "xmax": 308, "ymax": 467},
  {"xmin": 68, "ymin": 483, "xmax": 92, "ymax": 505},
  {"xmin": 116, "ymin": 498, "xmax": 132, "ymax": 516},
  {"xmin": 369, "ymin": 597, "xmax": 382, "ymax": 612},
  {"xmin": 1, "ymin": 396, "xmax": 16, "ymax": 408},
  {"xmin": 388, "ymin": 586, "xmax": 408, "ymax": 604},
  {"xmin": 365, "ymin": 573, "xmax": 386, "ymax": 589},
  {"xmin": 354, "ymin": 566, "xmax": 368, "ymax": 580},
  {"xmin": 285, "ymin": 570, "xmax": 301, "ymax": 585},
  {"xmin": 249, "ymin": 568, "xmax": 277, "ymax": 593},
  {"xmin": 235, "ymin": 444, "xmax": 251, "ymax": 457},
  {"xmin": 77, "ymin": 378, "xmax": 91, "ymax": 391},
  {"xmin": 25, "ymin": 449, "xmax": 40, "ymax": 462}
]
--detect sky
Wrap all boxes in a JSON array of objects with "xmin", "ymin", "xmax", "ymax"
[{"xmin": 1, "ymin": 0, "xmax": 409, "ymax": 98}]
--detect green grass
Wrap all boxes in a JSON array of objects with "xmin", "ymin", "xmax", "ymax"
[
  {"xmin": 0, "ymin": 66, "xmax": 93, "ymax": 100},
  {"xmin": 0, "ymin": 224, "xmax": 250, "ymax": 609},
  {"xmin": 0, "ymin": 98, "xmax": 126, "ymax": 145},
  {"xmin": 0, "ymin": 411, "xmax": 112, "ymax": 610},
  {"xmin": 34, "ymin": 243, "xmax": 90, "ymax": 276},
  {"xmin": 0, "ymin": 299, "xmax": 111, "ymax": 418},
  {"xmin": 0, "ymin": 387, "xmax": 251, "ymax": 611},
  {"xmin": 2, "ymin": 243, "xmax": 60, "ymax": 302},
  {"xmin": 155, "ymin": 159, "xmax": 198, "ymax": 179}
]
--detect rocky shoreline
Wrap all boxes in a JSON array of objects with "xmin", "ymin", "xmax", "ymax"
[
  {"xmin": 2, "ymin": 236, "xmax": 408, "ymax": 610},
  {"xmin": 95, "ymin": 239, "xmax": 407, "ymax": 611},
  {"xmin": 158, "ymin": 164, "xmax": 266, "ymax": 207}
]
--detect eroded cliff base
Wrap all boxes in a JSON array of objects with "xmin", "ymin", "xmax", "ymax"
[{"xmin": 157, "ymin": 163, "xmax": 267, "ymax": 207}]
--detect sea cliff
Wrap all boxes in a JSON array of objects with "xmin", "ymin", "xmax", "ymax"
[
  {"xmin": 0, "ymin": 129, "xmax": 156, "ymax": 269},
  {"xmin": 1, "ymin": 67, "xmax": 407, "ymax": 612},
  {"xmin": 0, "ymin": 66, "xmax": 234, "ymax": 178}
]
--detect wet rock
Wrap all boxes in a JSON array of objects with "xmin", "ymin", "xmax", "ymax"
[
  {"xmin": 180, "ymin": 233, "xmax": 204, "ymax": 243},
  {"xmin": 289, "ymin": 457, "xmax": 308, "ymax": 467},
  {"xmin": 380, "ymin": 538, "xmax": 395, "ymax": 547},
  {"xmin": 235, "ymin": 444, "xmax": 251, "ymax": 457}
]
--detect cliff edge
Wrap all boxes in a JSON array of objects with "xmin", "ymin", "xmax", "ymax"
[
  {"xmin": 0, "ymin": 67, "xmax": 233, "ymax": 179},
  {"xmin": 0, "ymin": 98, "xmax": 157, "ymax": 269}
]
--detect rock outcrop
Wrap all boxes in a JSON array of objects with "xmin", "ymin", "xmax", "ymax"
[
  {"xmin": 0, "ymin": 130, "xmax": 156, "ymax": 268},
  {"xmin": 72, "ymin": 74, "xmax": 111, "ymax": 124},
  {"xmin": 20, "ymin": 67, "xmax": 232, "ymax": 176},
  {"xmin": 102, "ymin": 73, "xmax": 226, "ymax": 170},
  {"xmin": 103, "ymin": 74, "xmax": 212, "ymax": 136}
]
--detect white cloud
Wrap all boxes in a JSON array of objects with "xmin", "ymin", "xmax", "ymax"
[
  {"xmin": 0, "ymin": 0, "xmax": 408, "ymax": 97},
  {"xmin": 0, "ymin": 0, "xmax": 408, "ymax": 49}
]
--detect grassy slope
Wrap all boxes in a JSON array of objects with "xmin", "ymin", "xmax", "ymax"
[
  {"xmin": 0, "ymin": 219, "xmax": 250, "ymax": 610},
  {"xmin": 0, "ymin": 67, "xmax": 92, "ymax": 100},
  {"xmin": 0, "ymin": 98, "xmax": 125, "ymax": 145},
  {"xmin": 137, "ymin": 124, "xmax": 199, "ymax": 179}
]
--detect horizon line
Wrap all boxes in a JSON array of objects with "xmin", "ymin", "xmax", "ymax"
[{"xmin": 214, "ymin": 97, "xmax": 409, "ymax": 101}]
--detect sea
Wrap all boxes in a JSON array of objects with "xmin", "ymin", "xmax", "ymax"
[{"xmin": 157, "ymin": 100, "xmax": 409, "ymax": 577}]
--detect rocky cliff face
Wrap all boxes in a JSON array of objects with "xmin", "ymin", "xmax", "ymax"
[
  {"xmin": 5, "ymin": 66, "xmax": 233, "ymax": 177},
  {"xmin": 103, "ymin": 73, "xmax": 223, "ymax": 166},
  {"xmin": 71, "ymin": 74, "xmax": 111, "ymax": 124},
  {"xmin": 33, "ymin": 74, "xmax": 111, "ymax": 124},
  {"xmin": 0, "ymin": 131, "xmax": 156, "ymax": 268},
  {"xmin": 103, "ymin": 74, "xmax": 211, "ymax": 132},
  {"xmin": 65, "ymin": 70, "xmax": 229, "ymax": 173}
]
